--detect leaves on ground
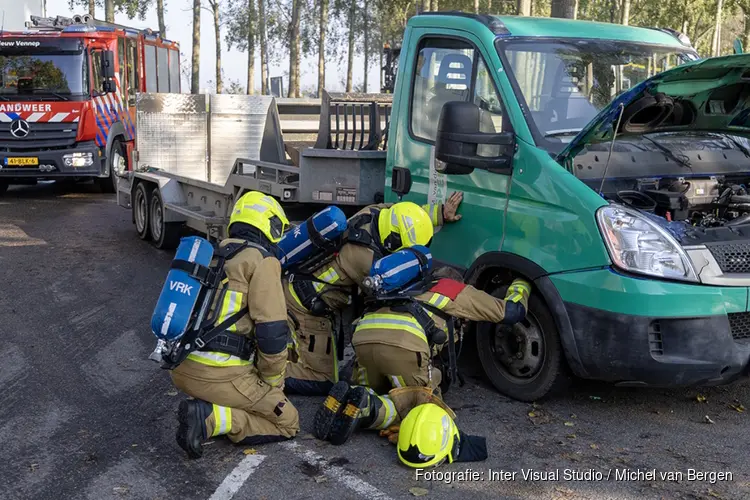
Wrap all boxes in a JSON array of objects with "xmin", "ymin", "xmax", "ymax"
[
  {"xmin": 29, "ymin": 463, "xmax": 38, "ymax": 471},
  {"xmin": 409, "ymin": 487, "xmax": 429, "ymax": 497},
  {"xmin": 527, "ymin": 407, "xmax": 551, "ymax": 425},
  {"xmin": 704, "ymin": 415, "xmax": 716, "ymax": 424},
  {"xmin": 165, "ymin": 389, "xmax": 179, "ymax": 397},
  {"xmin": 696, "ymin": 394, "xmax": 707, "ymax": 403},
  {"xmin": 728, "ymin": 402, "xmax": 745, "ymax": 413},
  {"xmin": 590, "ymin": 443, "xmax": 599, "ymax": 449},
  {"xmin": 566, "ymin": 434, "xmax": 576, "ymax": 439},
  {"xmin": 243, "ymin": 448, "xmax": 258, "ymax": 455},
  {"xmin": 314, "ymin": 475, "xmax": 328, "ymax": 483},
  {"xmin": 113, "ymin": 486, "xmax": 129, "ymax": 494},
  {"xmin": 564, "ymin": 421, "xmax": 575, "ymax": 427}
]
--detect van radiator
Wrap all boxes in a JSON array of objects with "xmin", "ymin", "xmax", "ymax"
[
  {"xmin": 706, "ymin": 242, "xmax": 750, "ymax": 274},
  {"xmin": 728, "ymin": 312, "xmax": 750, "ymax": 341}
]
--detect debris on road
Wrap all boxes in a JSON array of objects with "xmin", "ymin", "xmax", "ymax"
[
  {"xmin": 728, "ymin": 402, "xmax": 745, "ymax": 413},
  {"xmin": 564, "ymin": 421, "xmax": 575, "ymax": 427},
  {"xmin": 696, "ymin": 394, "xmax": 707, "ymax": 403},
  {"xmin": 704, "ymin": 415, "xmax": 716, "ymax": 424},
  {"xmin": 242, "ymin": 448, "xmax": 258, "ymax": 455},
  {"xmin": 409, "ymin": 487, "xmax": 429, "ymax": 496},
  {"xmin": 113, "ymin": 486, "xmax": 129, "ymax": 495},
  {"xmin": 165, "ymin": 389, "xmax": 179, "ymax": 397}
]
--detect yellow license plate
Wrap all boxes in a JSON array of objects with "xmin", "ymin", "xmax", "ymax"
[{"xmin": 5, "ymin": 157, "xmax": 39, "ymax": 166}]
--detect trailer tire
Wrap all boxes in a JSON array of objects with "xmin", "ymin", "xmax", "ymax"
[
  {"xmin": 149, "ymin": 189, "xmax": 181, "ymax": 250},
  {"xmin": 98, "ymin": 138, "xmax": 125, "ymax": 193},
  {"xmin": 133, "ymin": 182, "xmax": 151, "ymax": 240}
]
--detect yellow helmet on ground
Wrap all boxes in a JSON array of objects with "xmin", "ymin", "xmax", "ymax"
[
  {"xmin": 397, "ymin": 403, "xmax": 459, "ymax": 468},
  {"xmin": 229, "ymin": 191, "xmax": 289, "ymax": 243},
  {"xmin": 378, "ymin": 202, "xmax": 434, "ymax": 252}
]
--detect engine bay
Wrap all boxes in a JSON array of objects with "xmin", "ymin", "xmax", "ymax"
[{"xmin": 605, "ymin": 176, "xmax": 750, "ymax": 229}]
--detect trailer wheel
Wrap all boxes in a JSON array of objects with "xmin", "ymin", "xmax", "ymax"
[
  {"xmin": 133, "ymin": 182, "xmax": 151, "ymax": 240},
  {"xmin": 476, "ymin": 289, "xmax": 568, "ymax": 402},
  {"xmin": 98, "ymin": 138, "xmax": 125, "ymax": 193},
  {"xmin": 149, "ymin": 189, "xmax": 181, "ymax": 250}
]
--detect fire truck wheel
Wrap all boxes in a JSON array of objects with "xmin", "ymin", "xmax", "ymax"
[
  {"xmin": 133, "ymin": 182, "xmax": 151, "ymax": 240},
  {"xmin": 98, "ymin": 139, "xmax": 125, "ymax": 194},
  {"xmin": 0, "ymin": 182, "xmax": 8, "ymax": 196},
  {"xmin": 149, "ymin": 189, "xmax": 181, "ymax": 250}
]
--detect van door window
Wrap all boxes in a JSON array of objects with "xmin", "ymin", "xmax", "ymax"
[
  {"xmin": 410, "ymin": 38, "xmax": 474, "ymax": 142},
  {"xmin": 473, "ymin": 57, "xmax": 506, "ymax": 157},
  {"xmin": 126, "ymin": 39, "xmax": 139, "ymax": 106}
]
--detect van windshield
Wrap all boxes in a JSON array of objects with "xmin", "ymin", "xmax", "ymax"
[
  {"xmin": 0, "ymin": 52, "xmax": 88, "ymax": 99},
  {"xmin": 497, "ymin": 39, "xmax": 697, "ymax": 153}
]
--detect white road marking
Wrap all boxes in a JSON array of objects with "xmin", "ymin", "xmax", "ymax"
[
  {"xmin": 282, "ymin": 441, "xmax": 394, "ymax": 500},
  {"xmin": 208, "ymin": 453, "xmax": 266, "ymax": 500}
]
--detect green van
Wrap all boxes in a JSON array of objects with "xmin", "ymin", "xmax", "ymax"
[{"xmin": 385, "ymin": 13, "xmax": 750, "ymax": 400}]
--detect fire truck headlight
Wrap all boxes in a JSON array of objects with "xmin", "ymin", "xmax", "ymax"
[{"xmin": 63, "ymin": 152, "xmax": 94, "ymax": 168}]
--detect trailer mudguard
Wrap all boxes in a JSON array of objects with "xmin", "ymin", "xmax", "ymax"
[
  {"xmin": 278, "ymin": 205, "xmax": 348, "ymax": 270},
  {"xmin": 151, "ymin": 236, "xmax": 215, "ymax": 341},
  {"xmin": 369, "ymin": 245, "xmax": 433, "ymax": 294}
]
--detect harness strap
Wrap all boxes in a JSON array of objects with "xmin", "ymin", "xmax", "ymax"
[
  {"xmin": 200, "ymin": 332, "xmax": 255, "ymax": 360},
  {"xmin": 170, "ymin": 259, "xmax": 215, "ymax": 285}
]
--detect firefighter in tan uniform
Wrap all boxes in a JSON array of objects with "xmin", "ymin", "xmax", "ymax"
[
  {"xmin": 284, "ymin": 192, "xmax": 464, "ymax": 396},
  {"xmin": 314, "ymin": 261, "xmax": 531, "ymax": 445},
  {"xmin": 170, "ymin": 191, "xmax": 299, "ymax": 458}
]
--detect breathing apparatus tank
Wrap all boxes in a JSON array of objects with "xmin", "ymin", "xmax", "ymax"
[
  {"xmin": 363, "ymin": 245, "xmax": 433, "ymax": 296},
  {"xmin": 150, "ymin": 236, "xmax": 214, "ymax": 343},
  {"xmin": 277, "ymin": 206, "xmax": 348, "ymax": 272}
]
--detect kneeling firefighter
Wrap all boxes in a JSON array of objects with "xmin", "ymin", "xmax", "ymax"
[
  {"xmin": 284, "ymin": 192, "xmax": 464, "ymax": 396},
  {"xmin": 155, "ymin": 191, "xmax": 299, "ymax": 458},
  {"xmin": 313, "ymin": 245, "xmax": 531, "ymax": 445}
]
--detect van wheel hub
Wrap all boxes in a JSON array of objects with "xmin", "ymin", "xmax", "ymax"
[{"xmin": 492, "ymin": 317, "xmax": 544, "ymax": 379}]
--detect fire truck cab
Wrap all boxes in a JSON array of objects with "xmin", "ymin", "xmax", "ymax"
[{"xmin": 0, "ymin": 14, "xmax": 180, "ymax": 194}]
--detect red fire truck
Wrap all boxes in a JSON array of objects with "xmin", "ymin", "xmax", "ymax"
[{"xmin": 0, "ymin": 14, "xmax": 180, "ymax": 194}]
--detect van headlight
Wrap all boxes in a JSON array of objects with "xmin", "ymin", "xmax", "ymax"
[{"xmin": 596, "ymin": 204, "xmax": 698, "ymax": 282}]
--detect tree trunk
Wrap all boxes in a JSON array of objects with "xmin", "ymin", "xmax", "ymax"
[
  {"xmin": 517, "ymin": 0, "xmax": 531, "ymax": 15},
  {"xmin": 620, "ymin": 0, "xmax": 630, "ymax": 25},
  {"xmin": 363, "ymin": 0, "xmax": 369, "ymax": 93},
  {"xmin": 258, "ymin": 0, "xmax": 269, "ymax": 94},
  {"xmin": 430, "ymin": 0, "xmax": 438, "ymax": 10},
  {"xmin": 88, "ymin": 0, "xmax": 95, "ymax": 17},
  {"xmin": 487, "ymin": 0, "xmax": 492, "ymax": 13},
  {"xmin": 474, "ymin": 0, "xmax": 479, "ymax": 13},
  {"xmin": 550, "ymin": 0, "xmax": 576, "ymax": 18},
  {"xmin": 105, "ymin": 0, "xmax": 114, "ymax": 21},
  {"xmin": 711, "ymin": 0, "xmax": 724, "ymax": 56},
  {"xmin": 288, "ymin": 0, "xmax": 301, "ymax": 97},
  {"xmin": 379, "ymin": 29, "xmax": 383, "ymax": 92},
  {"xmin": 247, "ymin": 0, "xmax": 256, "ymax": 95},
  {"xmin": 191, "ymin": 0, "xmax": 200, "ymax": 94},
  {"xmin": 421, "ymin": 0, "xmax": 429, "ymax": 12},
  {"xmin": 210, "ymin": 0, "xmax": 222, "ymax": 94},
  {"xmin": 317, "ymin": 0, "xmax": 328, "ymax": 98},
  {"xmin": 346, "ymin": 0, "xmax": 355, "ymax": 92},
  {"xmin": 157, "ymin": 0, "xmax": 166, "ymax": 36}
]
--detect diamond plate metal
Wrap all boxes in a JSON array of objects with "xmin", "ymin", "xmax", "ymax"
[{"xmin": 136, "ymin": 94, "xmax": 208, "ymax": 180}]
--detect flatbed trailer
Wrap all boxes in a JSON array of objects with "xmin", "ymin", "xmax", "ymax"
[{"xmin": 117, "ymin": 91, "xmax": 393, "ymax": 248}]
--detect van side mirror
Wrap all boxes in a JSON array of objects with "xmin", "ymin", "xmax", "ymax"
[
  {"xmin": 391, "ymin": 166, "xmax": 412, "ymax": 198},
  {"xmin": 435, "ymin": 101, "xmax": 515, "ymax": 175},
  {"xmin": 101, "ymin": 50, "xmax": 116, "ymax": 79}
]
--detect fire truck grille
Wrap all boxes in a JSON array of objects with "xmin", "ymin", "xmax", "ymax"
[{"xmin": 0, "ymin": 122, "xmax": 79, "ymax": 150}]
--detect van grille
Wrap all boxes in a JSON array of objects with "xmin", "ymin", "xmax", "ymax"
[
  {"xmin": 706, "ymin": 242, "xmax": 750, "ymax": 274},
  {"xmin": 728, "ymin": 312, "xmax": 750, "ymax": 342},
  {"xmin": 0, "ymin": 122, "xmax": 79, "ymax": 150}
]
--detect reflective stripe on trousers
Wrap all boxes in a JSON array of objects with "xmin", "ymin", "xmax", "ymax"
[
  {"xmin": 211, "ymin": 404, "xmax": 232, "ymax": 436},
  {"xmin": 355, "ymin": 313, "xmax": 427, "ymax": 343},
  {"xmin": 187, "ymin": 350, "xmax": 251, "ymax": 367}
]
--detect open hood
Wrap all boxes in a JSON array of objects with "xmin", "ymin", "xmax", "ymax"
[{"xmin": 558, "ymin": 53, "xmax": 750, "ymax": 162}]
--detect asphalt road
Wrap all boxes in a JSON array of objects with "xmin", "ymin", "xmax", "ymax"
[{"xmin": 2, "ymin": 181, "xmax": 750, "ymax": 500}]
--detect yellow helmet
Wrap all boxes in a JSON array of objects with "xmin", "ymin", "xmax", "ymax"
[
  {"xmin": 378, "ymin": 202, "xmax": 434, "ymax": 252},
  {"xmin": 228, "ymin": 191, "xmax": 289, "ymax": 243},
  {"xmin": 397, "ymin": 403, "xmax": 459, "ymax": 468}
]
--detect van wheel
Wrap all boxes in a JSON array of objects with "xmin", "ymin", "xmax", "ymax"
[
  {"xmin": 133, "ymin": 182, "xmax": 151, "ymax": 240},
  {"xmin": 98, "ymin": 139, "xmax": 125, "ymax": 193},
  {"xmin": 476, "ymin": 291, "xmax": 567, "ymax": 401},
  {"xmin": 149, "ymin": 189, "xmax": 181, "ymax": 250}
]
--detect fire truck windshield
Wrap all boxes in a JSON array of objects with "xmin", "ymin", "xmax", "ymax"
[{"xmin": 0, "ymin": 52, "xmax": 87, "ymax": 100}]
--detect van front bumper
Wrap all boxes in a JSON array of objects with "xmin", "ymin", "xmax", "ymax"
[{"xmin": 551, "ymin": 268, "xmax": 750, "ymax": 387}]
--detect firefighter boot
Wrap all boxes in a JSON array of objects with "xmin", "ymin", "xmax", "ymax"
[
  {"xmin": 313, "ymin": 381, "xmax": 350, "ymax": 441},
  {"xmin": 328, "ymin": 386, "xmax": 382, "ymax": 446},
  {"xmin": 176, "ymin": 399, "xmax": 213, "ymax": 459}
]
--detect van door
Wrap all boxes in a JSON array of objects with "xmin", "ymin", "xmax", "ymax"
[{"xmin": 388, "ymin": 29, "xmax": 515, "ymax": 269}]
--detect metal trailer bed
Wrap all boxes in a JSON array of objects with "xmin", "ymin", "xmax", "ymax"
[{"xmin": 117, "ymin": 91, "xmax": 393, "ymax": 248}]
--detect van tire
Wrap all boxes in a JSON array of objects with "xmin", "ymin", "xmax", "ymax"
[
  {"xmin": 476, "ymin": 292, "xmax": 567, "ymax": 402},
  {"xmin": 133, "ymin": 182, "xmax": 151, "ymax": 240},
  {"xmin": 149, "ymin": 188, "xmax": 181, "ymax": 250}
]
